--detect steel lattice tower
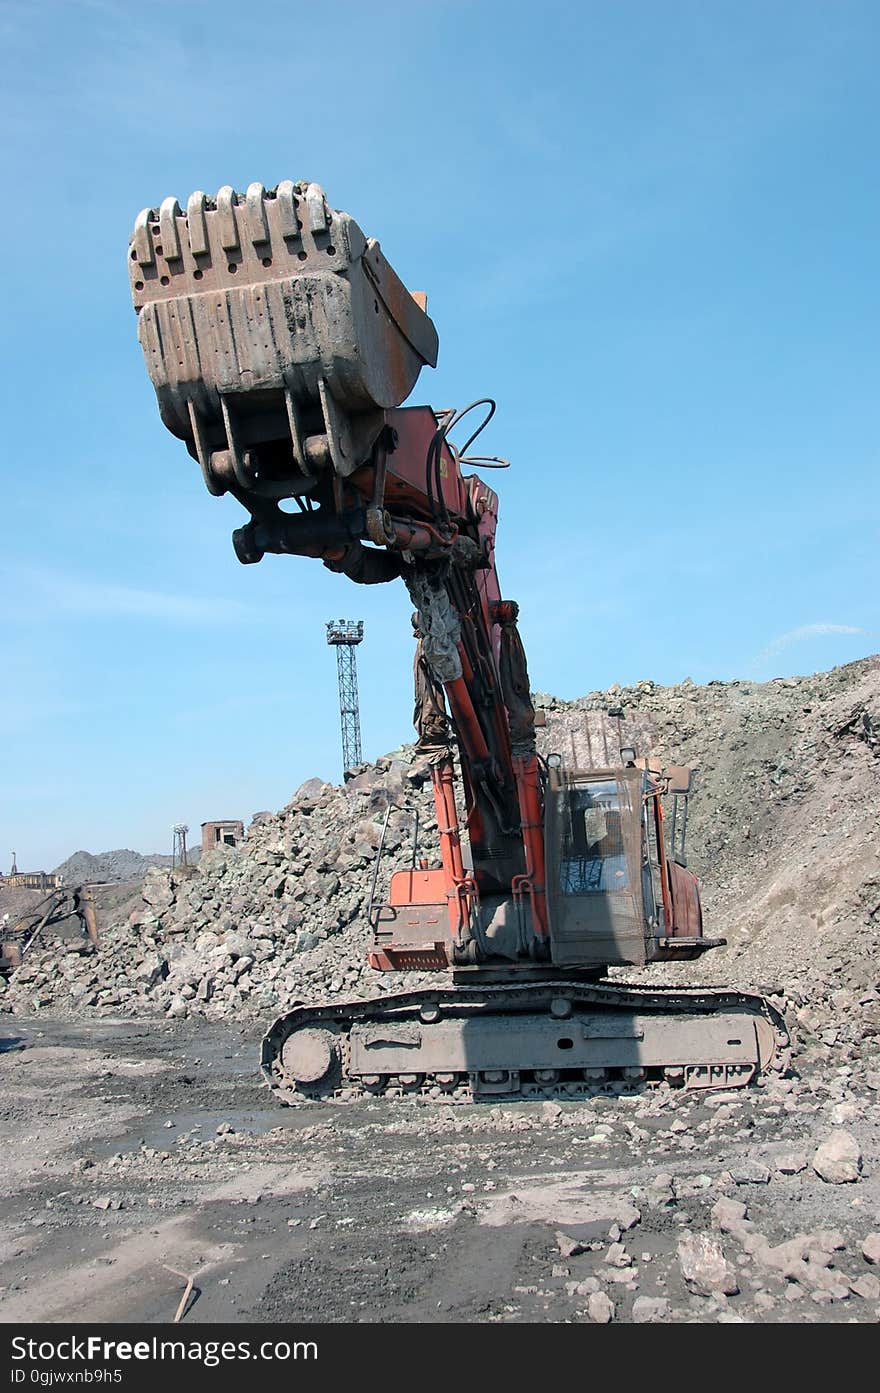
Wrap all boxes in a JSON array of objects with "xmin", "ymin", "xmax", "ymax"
[
  {"xmin": 171, "ymin": 823, "xmax": 189, "ymax": 870},
  {"xmin": 326, "ymin": 620, "xmax": 364, "ymax": 773}
]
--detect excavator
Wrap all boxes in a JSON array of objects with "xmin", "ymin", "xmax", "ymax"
[
  {"xmin": 1, "ymin": 886, "xmax": 99, "ymax": 976},
  {"xmin": 128, "ymin": 181, "xmax": 788, "ymax": 1102}
]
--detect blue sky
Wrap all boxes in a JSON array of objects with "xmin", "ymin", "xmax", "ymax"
[{"xmin": 1, "ymin": 0, "xmax": 877, "ymax": 868}]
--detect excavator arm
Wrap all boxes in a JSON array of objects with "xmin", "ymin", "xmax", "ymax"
[{"xmin": 129, "ymin": 181, "xmax": 547, "ymax": 969}]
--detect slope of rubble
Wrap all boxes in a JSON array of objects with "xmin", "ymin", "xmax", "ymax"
[
  {"xmin": 537, "ymin": 653, "xmax": 880, "ymax": 999},
  {"xmin": 2, "ymin": 655, "xmax": 877, "ymax": 1032},
  {"xmin": 52, "ymin": 848, "xmax": 189, "ymax": 883},
  {"xmin": 3, "ymin": 762, "xmax": 438, "ymax": 1021}
]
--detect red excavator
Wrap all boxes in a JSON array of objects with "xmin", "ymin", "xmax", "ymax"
[{"xmin": 128, "ymin": 181, "xmax": 788, "ymax": 1101}]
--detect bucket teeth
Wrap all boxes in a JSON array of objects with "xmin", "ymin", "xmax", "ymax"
[
  {"xmin": 215, "ymin": 185, "xmax": 239, "ymax": 251},
  {"xmin": 304, "ymin": 181, "xmax": 328, "ymax": 233},
  {"xmin": 158, "ymin": 196, "xmax": 182, "ymax": 260},
  {"xmin": 276, "ymin": 180, "xmax": 300, "ymax": 240},
  {"xmin": 132, "ymin": 208, "xmax": 154, "ymax": 265},
  {"xmin": 186, "ymin": 191, "xmax": 208, "ymax": 255},
  {"xmin": 245, "ymin": 182, "xmax": 270, "ymax": 245}
]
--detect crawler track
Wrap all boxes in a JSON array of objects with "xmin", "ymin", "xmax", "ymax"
[{"xmin": 261, "ymin": 981, "xmax": 790, "ymax": 1105}]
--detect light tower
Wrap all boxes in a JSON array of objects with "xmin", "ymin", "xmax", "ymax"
[
  {"xmin": 326, "ymin": 620, "xmax": 364, "ymax": 774},
  {"xmin": 171, "ymin": 823, "xmax": 189, "ymax": 869}
]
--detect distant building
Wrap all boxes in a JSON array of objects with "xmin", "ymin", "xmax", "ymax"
[
  {"xmin": 0, "ymin": 871, "xmax": 61, "ymax": 890},
  {"xmin": 201, "ymin": 820, "xmax": 245, "ymax": 853}
]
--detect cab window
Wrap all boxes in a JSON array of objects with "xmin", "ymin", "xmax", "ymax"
[{"xmin": 559, "ymin": 779, "xmax": 629, "ymax": 894}]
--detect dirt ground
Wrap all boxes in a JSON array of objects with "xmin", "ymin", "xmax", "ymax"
[{"xmin": 1, "ymin": 1014, "xmax": 878, "ymax": 1325}]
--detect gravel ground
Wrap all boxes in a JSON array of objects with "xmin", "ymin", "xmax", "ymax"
[{"xmin": 0, "ymin": 1013, "xmax": 878, "ymax": 1325}]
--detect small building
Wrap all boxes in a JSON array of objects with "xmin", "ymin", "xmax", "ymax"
[
  {"xmin": 201, "ymin": 820, "xmax": 245, "ymax": 853},
  {"xmin": 0, "ymin": 871, "xmax": 61, "ymax": 890}
]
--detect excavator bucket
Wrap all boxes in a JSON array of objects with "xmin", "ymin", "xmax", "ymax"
[{"xmin": 128, "ymin": 182, "xmax": 438, "ymax": 493}]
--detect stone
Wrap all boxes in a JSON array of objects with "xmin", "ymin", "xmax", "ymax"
[
  {"xmin": 142, "ymin": 873, "xmax": 175, "ymax": 911},
  {"xmin": 166, "ymin": 947, "xmax": 204, "ymax": 987},
  {"xmin": 812, "ymin": 1130, "xmax": 862, "ymax": 1184},
  {"xmin": 615, "ymin": 1202, "xmax": 641, "ymax": 1232},
  {"xmin": 810, "ymin": 1283, "xmax": 850, "ymax": 1304},
  {"xmin": 134, "ymin": 954, "xmax": 168, "ymax": 989},
  {"xmin": 587, "ymin": 1292, "xmax": 614, "ymax": 1324},
  {"xmin": 730, "ymin": 1160, "xmax": 770, "ymax": 1185},
  {"xmin": 677, "ymin": 1233, "xmax": 739, "ymax": 1296},
  {"xmin": 647, "ymin": 1173, "xmax": 675, "ymax": 1206},
  {"xmin": 851, "ymin": 1274, "xmax": 880, "ymax": 1300},
  {"xmin": 751, "ymin": 1230, "xmax": 847, "ymax": 1292},
  {"xmin": 566, "ymin": 1278, "xmax": 599, "ymax": 1297},
  {"xmin": 556, "ymin": 1231, "xmax": 585, "ymax": 1259},
  {"xmin": 830, "ymin": 1100, "xmax": 860, "ymax": 1124},
  {"xmin": 713, "ymin": 1171, "xmax": 736, "ymax": 1193},
  {"xmin": 631, "ymin": 1296, "xmax": 669, "ymax": 1323},
  {"xmin": 605, "ymin": 1243, "xmax": 631, "ymax": 1268},
  {"xmin": 862, "ymin": 1234, "xmax": 880, "ymax": 1264},
  {"xmin": 710, "ymin": 1197, "xmax": 749, "ymax": 1232},
  {"xmin": 774, "ymin": 1151, "xmax": 808, "ymax": 1175}
]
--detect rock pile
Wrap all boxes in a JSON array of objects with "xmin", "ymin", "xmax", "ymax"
[
  {"xmin": 2, "ymin": 654, "xmax": 878, "ymax": 1024},
  {"xmin": 3, "ymin": 759, "xmax": 438, "ymax": 1020},
  {"xmin": 536, "ymin": 653, "xmax": 880, "ymax": 997},
  {"xmin": 52, "ymin": 848, "xmax": 185, "ymax": 883}
]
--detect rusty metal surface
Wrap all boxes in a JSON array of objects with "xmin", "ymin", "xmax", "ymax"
[
  {"xmin": 666, "ymin": 860, "xmax": 703, "ymax": 944},
  {"xmin": 0, "ymin": 939, "xmax": 23, "ymax": 973},
  {"xmin": 75, "ymin": 886, "xmax": 100, "ymax": 949}
]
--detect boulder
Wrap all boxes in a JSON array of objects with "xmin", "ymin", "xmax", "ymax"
[
  {"xmin": 811, "ymin": 1131, "xmax": 862, "ymax": 1184},
  {"xmin": 587, "ymin": 1292, "xmax": 614, "ymax": 1324},
  {"xmin": 632, "ymin": 1296, "xmax": 669, "ymax": 1323},
  {"xmin": 677, "ymin": 1233, "xmax": 739, "ymax": 1296}
]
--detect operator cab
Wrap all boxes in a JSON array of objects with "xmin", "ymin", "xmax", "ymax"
[{"xmin": 545, "ymin": 760, "xmax": 722, "ymax": 968}]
